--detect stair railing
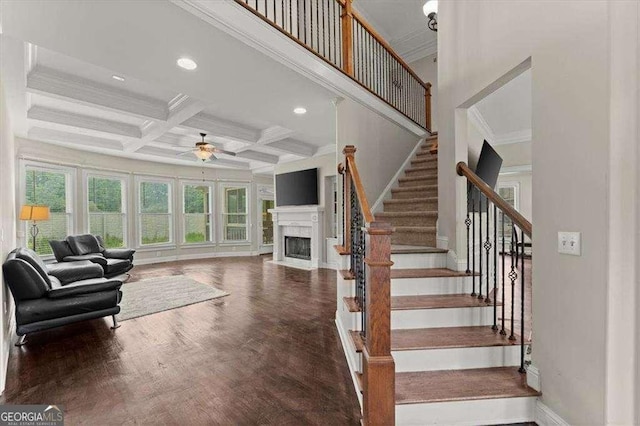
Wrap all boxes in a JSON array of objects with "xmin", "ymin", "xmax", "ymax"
[
  {"xmin": 457, "ymin": 162, "xmax": 532, "ymax": 373},
  {"xmin": 338, "ymin": 145, "xmax": 395, "ymax": 425},
  {"xmin": 235, "ymin": 0, "xmax": 432, "ymax": 132}
]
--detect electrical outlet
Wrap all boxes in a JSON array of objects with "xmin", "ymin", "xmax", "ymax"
[{"xmin": 558, "ymin": 231, "xmax": 581, "ymax": 256}]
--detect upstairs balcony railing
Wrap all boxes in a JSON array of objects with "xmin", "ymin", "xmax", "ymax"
[{"xmin": 236, "ymin": 0, "xmax": 432, "ymax": 131}]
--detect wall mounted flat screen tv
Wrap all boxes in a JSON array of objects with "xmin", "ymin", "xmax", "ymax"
[
  {"xmin": 468, "ymin": 141, "xmax": 503, "ymax": 211},
  {"xmin": 275, "ymin": 168, "xmax": 318, "ymax": 206}
]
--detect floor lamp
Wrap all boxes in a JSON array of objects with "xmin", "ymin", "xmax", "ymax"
[{"xmin": 19, "ymin": 205, "xmax": 50, "ymax": 251}]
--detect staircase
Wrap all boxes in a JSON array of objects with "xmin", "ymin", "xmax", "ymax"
[
  {"xmin": 335, "ymin": 136, "xmax": 539, "ymax": 425},
  {"xmin": 377, "ymin": 135, "xmax": 439, "ymax": 247}
]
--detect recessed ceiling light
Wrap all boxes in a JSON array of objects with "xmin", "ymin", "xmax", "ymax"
[
  {"xmin": 177, "ymin": 57, "xmax": 198, "ymax": 71},
  {"xmin": 293, "ymin": 107, "xmax": 307, "ymax": 115},
  {"xmin": 112, "ymin": 75, "xmax": 125, "ymax": 82}
]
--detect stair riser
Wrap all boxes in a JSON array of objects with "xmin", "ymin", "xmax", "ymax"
[
  {"xmin": 410, "ymin": 158, "xmax": 437, "ymax": 166},
  {"xmin": 381, "ymin": 215, "xmax": 437, "ymax": 227},
  {"xmin": 391, "ymin": 306, "xmax": 495, "ymax": 329},
  {"xmin": 416, "ymin": 149, "xmax": 437, "ymax": 157},
  {"xmin": 391, "ymin": 253, "xmax": 447, "ymax": 269},
  {"xmin": 395, "ymin": 397, "xmax": 536, "ymax": 425},
  {"xmin": 405, "ymin": 169, "xmax": 437, "ymax": 178},
  {"xmin": 392, "ymin": 188, "xmax": 437, "ymax": 199},
  {"xmin": 384, "ymin": 201, "xmax": 438, "ymax": 212},
  {"xmin": 392, "ymin": 232, "xmax": 436, "ymax": 246},
  {"xmin": 393, "ymin": 345, "xmax": 521, "ymax": 372},
  {"xmin": 398, "ymin": 178, "xmax": 437, "ymax": 187},
  {"xmin": 391, "ymin": 276, "xmax": 473, "ymax": 296}
]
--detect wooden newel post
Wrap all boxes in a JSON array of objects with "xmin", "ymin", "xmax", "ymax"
[
  {"xmin": 425, "ymin": 82, "xmax": 432, "ymax": 132},
  {"xmin": 341, "ymin": 0, "xmax": 354, "ymax": 76},
  {"xmin": 363, "ymin": 220, "xmax": 395, "ymax": 425}
]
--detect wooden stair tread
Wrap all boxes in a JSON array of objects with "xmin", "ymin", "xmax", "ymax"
[
  {"xmin": 343, "ymin": 294, "xmax": 499, "ymax": 312},
  {"xmin": 405, "ymin": 165, "xmax": 437, "ymax": 172},
  {"xmin": 348, "ymin": 326, "xmax": 522, "ymax": 353},
  {"xmin": 391, "ymin": 246, "xmax": 447, "ymax": 254},
  {"xmin": 390, "ymin": 268, "xmax": 475, "ymax": 278},
  {"xmin": 396, "ymin": 367, "xmax": 540, "ymax": 404},
  {"xmin": 392, "ymin": 326, "xmax": 523, "ymax": 351},
  {"xmin": 392, "ymin": 226, "xmax": 437, "ymax": 233},
  {"xmin": 398, "ymin": 176, "xmax": 437, "ymax": 183},
  {"xmin": 384, "ymin": 197, "xmax": 438, "ymax": 204},
  {"xmin": 341, "ymin": 268, "xmax": 474, "ymax": 281},
  {"xmin": 392, "ymin": 294, "xmax": 500, "ymax": 310}
]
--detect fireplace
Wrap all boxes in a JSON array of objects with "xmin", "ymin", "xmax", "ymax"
[{"xmin": 285, "ymin": 236, "xmax": 311, "ymax": 260}]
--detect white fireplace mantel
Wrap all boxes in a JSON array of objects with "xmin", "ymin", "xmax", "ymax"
[{"xmin": 268, "ymin": 205, "xmax": 324, "ymax": 269}]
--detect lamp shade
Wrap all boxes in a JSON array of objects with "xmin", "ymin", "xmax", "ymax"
[
  {"xmin": 19, "ymin": 205, "xmax": 50, "ymax": 221},
  {"xmin": 423, "ymin": 0, "xmax": 438, "ymax": 17}
]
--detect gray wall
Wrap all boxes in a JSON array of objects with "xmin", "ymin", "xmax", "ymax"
[
  {"xmin": 438, "ymin": 1, "xmax": 638, "ymax": 423},
  {"xmin": 16, "ymin": 138, "xmax": 273, "ymax": 263},
  {"xmin": 0, "ymin": 80, "xmax": 16, "ymax": 392}
]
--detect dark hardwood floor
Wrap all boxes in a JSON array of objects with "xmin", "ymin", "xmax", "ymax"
[{"xmin": 1, "ymin": 255, "xmax": 362, "ymax": 425}]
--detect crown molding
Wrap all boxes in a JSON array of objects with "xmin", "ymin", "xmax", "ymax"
[
  {"xmin": 28, "ymin": 126, "xmax": 124, "ymax": 150},
  {"xmin": 493, "ymin": 129, "xmax": 532, "ymax": 145},
  {"xmin": 236, "ymin": 149, "xmax": 280, "ymax": 164},
  {"xmin": 266, "ymin": 138, "xmax": 316, "ymax": 157},
  {"xmin": 393, "ymin": 30, "xmax": 438, "ymax": 64},
  {"xmin": 314, "ymin": 144, "xmax": 336, "ymax": 157},
  {"xmin": 28, "ymin": 105, "xmax": 142, "ymax": 138},
  {"xmin": 257, "ymin": 125, "xmax": 295, "ymax": 144},
  {"xmin": 27, "ymin": 66, "xmax": 169, "ymax": 121},
  {"xmin": 499, "ymin": 164, "xmax": 532, "ymax": 175},
  {"xmin": 467, "ymin": 105, "xmax": 496, "ymax": 143}
]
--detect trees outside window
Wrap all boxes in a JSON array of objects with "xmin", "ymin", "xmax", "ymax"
[
  {"xmin": 183, "ymin": 184, "xmax": 213, "ymax": 243},
  {"xmin": 139, "ymin": 180, "xmax": 172, "ymax": 245},
  {"xmin": 88, "ymin": 175, "xmax": 126, "ymax": 248},
  {"xmin": 24, "ymin": 167, "xmax": 72, "ymax": 255},
  {"xmin": 222, "ymin": 186, "xmax": 248, "ymax": 242}
]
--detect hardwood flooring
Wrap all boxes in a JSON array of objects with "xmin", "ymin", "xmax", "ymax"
[{"xmin": 1, "ymin": 255, "xmax": 362, "ymax": 425}]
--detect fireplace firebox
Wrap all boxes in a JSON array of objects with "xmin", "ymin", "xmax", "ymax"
[{"xmin": 285, "ymin": 236, "xmax": 311, "ymax": 260}]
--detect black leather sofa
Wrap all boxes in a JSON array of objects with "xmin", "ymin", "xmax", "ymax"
[
  {"xmin": 50, "ymin": 234, "xmax": 135, "ymax": 278},
  {"xmin": 2, "ymin": 247, "xmax": 123, "ymax": 346}
]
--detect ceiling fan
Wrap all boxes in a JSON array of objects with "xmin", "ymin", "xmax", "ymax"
[{"xmin": 179, "ymin": 133, "xmax": 236, "ymax": 162}]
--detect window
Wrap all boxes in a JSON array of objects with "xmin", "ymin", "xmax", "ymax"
[
  {"xmin": 24, "ymin": 165, "xmax": 73, "ymax": 255},
  {"xmin": 183, "ymin": 184, "xmax": 213, "ymax": 244},
  {"xmin": 88, "ymin": 175, "xmax": 126, "ymax": 248},
  {"xmin": 222, "ymin": 186, "xmax": 248, "ymax": 242},
  {"xmin": 497, "ymin": 183, "xmax": 518, "ymax": 246},
  {"xmin": 139, "ymin": 180, "xmax": 172, "ymax": 246}
]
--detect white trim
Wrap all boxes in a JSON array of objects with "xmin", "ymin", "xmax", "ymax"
[
  {"xmin": 371, "ymin": 138, "xmax": 425, "ymax": 213},
  {"xmin": 500, "ymin": 165, "xmax": 532, "ymax": 175},
  {"xmin": 467, "ymin": 105, "xmax": 495, "ymax": 143},
  {"xmin": 535, "ymin": 401, "xmax": 570, "ymax": 426},
  {"xmin": 135, "ymin": 176, "xmax": 174, "ymax": 248},
  {"xmin": 134, "ymin": 250, "xmax": 258, "ymax": 266},
  {"xmin": 334, "ymin": 315, "xmax": 364, "ymax": 410},
  {"xmin": 494, "ymin": 129, "xmax": 532, "ymax": 145},
  {"xmin": 526, "ymin": 364, "xmax": 541, "ymax": 391},
  {"xmin": 436, "ymin": 235, "xmax": 449, "ymax": 250},
  {"xmin": 219, "ymin": 182, "xmax": 251, "ymax": 244},
  {"xmin": 394, "ymin": 30, "xmax": 438, "ymax": 63},
  {"xmin": 84, "ymin": 171, "xmax": 129, "ymax": 248},
  {"xmin": 180, "ymin": 180, "xmax": 216, "ymax": 245},
  {"xmin": 313, "ymin": 144, "xmax": 337, "ymax": 157}
]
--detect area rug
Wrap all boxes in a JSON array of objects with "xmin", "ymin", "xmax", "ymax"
[{"xmin": 116, "ymin": 276, "xmax": 229, "ymax": 321}]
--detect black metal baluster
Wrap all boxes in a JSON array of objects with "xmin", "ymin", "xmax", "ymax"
[
  {"xmin": 478, "ymin": 195, "xmax": 483, "ymax": 300},
  {"xmin": 484, "ymin": 198, "xmax": 492, "ymax": 304},
  {"xmin": 321, "ymin": 0, "xmax": 325, "ymax": 58},
  {"xmin": 492, "ymin": 204, "xmax": 498, "ymax": 330},
  {"xmin": 471, "ymin": 191, "xmax": 476, "ymax": 296},
  {"xmin": 508, "ymin": 226, "xmax": 518, "ymax": 341},
  {"xmin": 315, "ymin": 0, "xmax": 319, "ymax": 52},
  {"xmin": 465, "ymin": 185, "xmax": 472, "ymax": 274},
  {"xmin": 500, "ymin": 211, "xmax": 507, "ymax": 335},
  {"xmin": 519, "ymin": 228, "xmax": 526, "ymax": 373},
  {"xmin": 303, "ymin": 0, "xmax": 307, "ymax": 44}
]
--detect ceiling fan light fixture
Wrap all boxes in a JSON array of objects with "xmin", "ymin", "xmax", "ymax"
[{"xmin": 194, "ymin": 149, "xmax": 212, "ymax": 161}]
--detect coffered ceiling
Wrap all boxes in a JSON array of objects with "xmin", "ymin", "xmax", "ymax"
[{"xmin": 0, "ymin": 0, "xmax": 340, "ymax": 174}]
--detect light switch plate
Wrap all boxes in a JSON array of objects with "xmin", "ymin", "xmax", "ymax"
[{"xmin": 558, "ymin": 231, "xmax": 581, "ymax": 256}]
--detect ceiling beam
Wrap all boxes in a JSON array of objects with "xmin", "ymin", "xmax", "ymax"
[
  {"xmin": 28, "ymin": 105, "xmax": 142, "ymax": 138},
  {"xmin": 26, "ymin": 66, "xmax": 168, "ymax": 121},
  {"xmin": 235, "ymin": 149, "xmax": 280, "ymax": 164},
  {"xmin": 264, "ymin": 138, "xmax": 316, "ymax": 157},
  {"xmin": 256, "ymin": 125, "xmax": 295, "ymax": 145},
  {"xmin": 124, "ymin": 95, "xmax": 207, "ymax": 152},
  {"xmin": 28, "ymin": 127, "xmax": 124, "ymax": 150},
  {"xmin": 180, "ymin": 112, "xmax": 261, "ymax": 143}
]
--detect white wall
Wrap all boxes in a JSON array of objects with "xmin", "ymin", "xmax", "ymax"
[
  {"xmin": 16, "ymin": 138, "xmax": 273, "ymax": 263},
  {"xmin": 0, "ymin": 80, "xmax": 17, "ymax": 393},
  {"xmin": 337, "ymin": 98, "xmax": 420, "ymax": 204},
  {"xmin": 438, "ymin": 1, "xmax": 638, "ymax": 423},
  {"xmin": 409, "ymin": 53, "xmax": 438, "ymax": 132}
]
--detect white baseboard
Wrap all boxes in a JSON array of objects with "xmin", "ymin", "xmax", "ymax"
[
  {"xmin": 527, "ymin": 364, "xmax": 541, "ymax": 391},
  {"xmin": 436, "ymin": 235, "xmax": 449, "ymax": 250},
  {"xmin": 335, "ymin": 314, "xmax": 363, "ymax": 409},
  {"xmin": 371, "ymin": 137, "xmax": 425, "ymax": 214},
  {"xmin": 535, "ymin": 401, "xmax": 569, "ymax": 426},
  {"xmin": 135, "ymin": 250, "xmax": 257, "ymax": 266}
]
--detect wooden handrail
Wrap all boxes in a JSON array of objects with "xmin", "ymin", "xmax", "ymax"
[
  {"xmin": 350, "ymin": 11, "xmax": 431, "ymax": 91},
  {"xmin": 345, "ymin": 155, "xmax": 375, "ymax": 225},
  {"xmin": 457, "ymin": 162, "xmax": 532, "ymax": 237}
]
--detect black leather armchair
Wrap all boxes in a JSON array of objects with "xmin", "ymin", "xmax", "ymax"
[
  {"xmin": 50, "ymin": 234, "xmax": 135, "ymax": 278},
  {"xmin": 2, "ymin": 248, "xmax": 123, "ymax": 346}
]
